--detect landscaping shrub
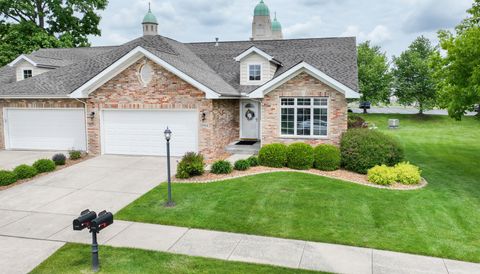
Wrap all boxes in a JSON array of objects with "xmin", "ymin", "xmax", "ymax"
[
  {"xmin": 258, "ymin": 143, "xmax": 288, "ymax": 168},
  {"xmin": 348, "ymin": 115, "xmax": 367, "ymax": 129},
  {"xmin": 33, "ymin": 159, "xmax": 56, "ymax": 173},
  {"xmin": 340, "ymin": 129, "xmax": 404, "ymax": 174},
  {"xmin": 234, "ymin": 159, "xmax": 251, "ymax": 171},
  {"xmin": 313, "ymin": 144, "xmax": 341, "ymax": 171},
  {"xmin": 14, "ymin": 164, "xmax": 38, "ymax": 179},
  {"xmin": 69, "ymin": 150, "xmax": 82, "ymax": 160},
  {"xmin": 367, "ymin": 165, "xmax": 397, "ymax": 185},
  {"xmin": 395, "ymin": 162, "xmax": 422, "ymax": 185},
  {"xmin": 247, "ymin": 156, "xmax": 259, "ymax": 167},
  {"xmin": 52, "ymin": 154, "xmax": 67, "ymax": 166},
  {"xmin": 176, "ymin": 152, "xmax": 205, "ymax": 179},
  {"xmin": 286, "ymin": 143, "xmax": 314, "ymax": 170},
  {"xmin": 211, "ymin": 160, "xmax": 233, "ymax": 174},
  {"xmin": 0, "ymin": 170, "xmax": 17, "ymax": 186}
]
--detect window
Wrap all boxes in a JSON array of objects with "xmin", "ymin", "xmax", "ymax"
[
  {"xmin": 23, "ymin": 70, "xmax": 33, "ymax": 79},
  {"xmin": 139, "ymin": 63, "xmax": 153, "ymax": 86},
  {"xmin": 249, "ymin": 64, "xmax": 261, "ymax": 81},
  {"xmin": 280, "ymin": 97, "xmax": 328, "ymax": 137}
]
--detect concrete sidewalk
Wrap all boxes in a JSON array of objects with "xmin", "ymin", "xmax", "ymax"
[{"xmin": 2, "ymin": 212, "xmax": 478, "ymax": 274}]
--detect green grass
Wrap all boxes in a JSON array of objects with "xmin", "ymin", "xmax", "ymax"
[
  {"xmin": 31, "ymin": 243, "xmax": 318, "ymax": 274},
  {"xmin": 117, "ymin": 114, "xmax": 480, "ymax": 262}
]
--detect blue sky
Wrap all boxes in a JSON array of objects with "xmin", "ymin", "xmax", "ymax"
[{"xmin": 89, "ymin": 0, "xmax": 472, "ymax": 57}]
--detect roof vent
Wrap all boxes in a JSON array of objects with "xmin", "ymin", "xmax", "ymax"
[{"xmin": 215, "ymin": 38, "xmax": 219, "ymax": 47}]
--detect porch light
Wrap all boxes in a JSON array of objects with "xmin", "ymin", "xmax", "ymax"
[{"xmin": 164, "ymin": 127, "xmax": 172, "ymax": 141}]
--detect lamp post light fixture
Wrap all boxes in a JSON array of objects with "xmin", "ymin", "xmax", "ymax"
[{"xmin": 164, "ymin": 127, "xmax": 175, "ymax": 207}]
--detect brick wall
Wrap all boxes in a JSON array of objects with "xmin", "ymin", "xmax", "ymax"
[
  {"xmin": 0, "ymin": 99, "xmax": 84, "ymax": 149},
  {"xmin": 261, "ymin": 72, "xmax": 348, "ymax": 146},
  {"xmin": 86, "ymin": 58, "xmax": 239, "ymax": 160}
]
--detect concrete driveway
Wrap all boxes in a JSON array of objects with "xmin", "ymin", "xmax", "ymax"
[
  {"xmin": 0, "ymin": 155, "xmax": 175, "ymax": 274},
  {"xmin": 0, "ymin": 150, "xmax": 64, "ymax": 170}
]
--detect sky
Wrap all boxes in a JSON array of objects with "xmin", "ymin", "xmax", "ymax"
[{"xmin": 89, "ymin": 0, "xmax": 473, "ymax": 58}]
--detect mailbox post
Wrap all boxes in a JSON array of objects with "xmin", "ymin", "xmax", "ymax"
[{"xmin": 73, "ymin": 209, "xmax": 113, "ymax": 272}]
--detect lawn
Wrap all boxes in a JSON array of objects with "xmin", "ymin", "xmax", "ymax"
[
  {"xmin": 116, "ymin": 114, "xmax": 480, "ymax": 262},
  {"xmin": 31, "ymin": 243, "xmax": 318, "ymax": 274}
]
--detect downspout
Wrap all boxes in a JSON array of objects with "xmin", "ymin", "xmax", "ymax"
[{"xmin": 73, "ymin": 98, "xmax": 90, "ymax": 154}]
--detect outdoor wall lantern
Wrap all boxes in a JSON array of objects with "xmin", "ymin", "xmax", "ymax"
[
  {"xmin": 201, "ymin": 112, "xmax": 206, "ymax": 122},
  {"xmin": 88, "ymin": 112, "xmax": 96, "ymax": 121},
  {"xmin": 164, "ymin": 127, "xmax": 175, "ymax": 207}
]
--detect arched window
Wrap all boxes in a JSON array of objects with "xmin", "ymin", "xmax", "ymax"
[{"xmin": 139, "ymin": 63, "xmax": 153, "ymax": 87}]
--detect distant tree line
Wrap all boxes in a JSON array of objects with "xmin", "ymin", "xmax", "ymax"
[{"xmin": 357, "ymin": 0, "xmax": 480, "ymax": 120}]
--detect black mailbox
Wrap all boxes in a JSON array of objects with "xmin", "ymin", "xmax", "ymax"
[
  {"xmin": 91, "ymin": 210, "xmax": 113, "ymax": 232},
  {"xmin": 73, "ymin": 209, "xmax": 97, "ymax": 231}
]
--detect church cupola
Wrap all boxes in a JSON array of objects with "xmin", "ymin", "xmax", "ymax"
[
  {"xmin": 142, "ymin": 4, "xmax": 158, "ymax": 36},
  {"xmin": 271, "ymin": 13, "xmax": 283, "ymax": 40},
  {"xmin": 252, "ymin": 0, "xmax": 273, "ymax": 40}
]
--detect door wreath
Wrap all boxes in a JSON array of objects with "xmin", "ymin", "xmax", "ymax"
[{"xmin": 245, "ymin": 109, "xmax": 255, "ymax": 121}]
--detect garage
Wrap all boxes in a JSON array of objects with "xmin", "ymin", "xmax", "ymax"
[
  {"xmin": 4, "ymin": 108, "xmax": 87, "ymax": 151},
  {"xmin": 101, "ymin": 110, "xmax": 198, "ymax": 156}
]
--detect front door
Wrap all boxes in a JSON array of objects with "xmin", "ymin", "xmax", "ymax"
[{"xmin": 241, "ymin": 100, "xmax": 260, "ymax": 139}]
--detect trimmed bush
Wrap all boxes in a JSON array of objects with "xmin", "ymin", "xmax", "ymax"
[
  {"xmin": 348, "ymin": 115, "xmax": 367, "ymax": 129},
  {"xmin": 0, "ymin": 170, "xmax": 17, "ymax": 186},
  {"xmin": 234, "ymin": 159, "xmax": 251, "ymax": 171},
  {"xmin": 367, "ymin": 165, "xmax": 397, "ymax": 185},
  {"xmin": 340, "ymin": 129, "xmax": 404, "ymax": 174},
  {"xmin": 286, "ymin": 143, "xmax": 314, "ymax": 170},
  {"xmin": 52, "ymin": 154, "xmax": 67, "ymax": 166},
  {"xmin": 69, "ymin": 150, "xmax": 82, "ymax": 160},
  {"xmin": 176, "ymin": 152, "xmax": 205, "ymax": 179},
  {"xmin": 395, "ymin": 162, "xmax": 422, "ymax": 185},
  {"xmin": 258, "ymin": 143, "xmax": 288, "ymax": 168},
  {"xmin": 14, "ymin": 164, "xmax": 38, "ymax": 179},
  {"xmin": 211, "ymin": 160, "xmax": 233, "ymax": 174},
  {"xmin": 33, "ymin": 159, "xmax": 56, "ymax": 173},
  {"xmin": 247, "ymin": 156, "xmax": 259, "ymax": 167},
  {"xmin": 313, "ymin": 144, "xmax": 341, "ymax": 171}
]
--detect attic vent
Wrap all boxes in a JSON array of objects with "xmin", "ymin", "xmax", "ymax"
[{"xmin": 139, "ymin": 63, "xmax": 153, "ymax": 87}]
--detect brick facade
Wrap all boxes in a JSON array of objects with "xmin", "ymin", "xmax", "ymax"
[{"xmin": 261, "ymin": 72, "xmax": 347, "ymax": 146}]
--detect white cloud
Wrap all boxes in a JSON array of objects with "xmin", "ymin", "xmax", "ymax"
[
  {"xmin": 342, "ymin": 25, "xmax": 392, "ymax": 44},
  {"xmin": 284, "ymin": 16, "xmax": 322, "ymax": 38}
]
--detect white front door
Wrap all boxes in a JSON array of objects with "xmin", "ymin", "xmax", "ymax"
[
  {"xmin": 240, "ymin": 100, "xmax": 260, "ymax": 139},
  {"xmin": 101, "ymin": 110, "xmax": 198, "ymax": 157},
  {"xmin": 4, "ymin": 108, "xmax": 87, "ymax": 151}
]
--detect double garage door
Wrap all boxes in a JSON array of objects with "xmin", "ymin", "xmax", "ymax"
[{"xmin": 4, "ymin": 108, "xmax": 198, "ymax": 157}]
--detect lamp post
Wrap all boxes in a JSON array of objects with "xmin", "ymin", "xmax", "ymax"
[{"xmin": 164, "ymin": 127, "xmax": 175, "ymax": 207}]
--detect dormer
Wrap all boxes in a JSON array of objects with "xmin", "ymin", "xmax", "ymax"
[
  {"xmin": 234, "ymin": 46, "xmax": 281, "ymax": 86},
  {"xmin": 9, "ymin": 55, "xmax": 53, "ymax": 81}
]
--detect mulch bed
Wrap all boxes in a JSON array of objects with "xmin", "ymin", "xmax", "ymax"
[
  {"xmin": 0, "ymin": 155, "xmax": 92, "ymax": 191},
  {"xmin": 174, "ymin": 166, "xmax": 428, "ymax": 191}
]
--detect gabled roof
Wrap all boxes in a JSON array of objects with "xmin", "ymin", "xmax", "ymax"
[
  {"xmin": 0, "ymin": 35, "xmax": 359, "ymax": 99},
  {"xmin": 234, "ymin": 46, "xmax": 279, "ymax": 64}
]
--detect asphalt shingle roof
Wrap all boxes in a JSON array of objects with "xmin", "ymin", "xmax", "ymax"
[{"xmin": 0, "ymin": 35, "xmax": 358, "ymax": 98}]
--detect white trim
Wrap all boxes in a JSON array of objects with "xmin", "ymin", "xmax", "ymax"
[
  {"xmin": 0, "ymin": 96, "xmax": 70, "ymax": 99},
  {"xmin": 248, "ymin": 62, "xmax": 361, "ymax": 99},
  {"xmin": 69, "ymin": 46, "xmax": 221, "ymax": 99},
  {"xmin": 8, "ymin": 55, "xmax": 37, "ymax": 67},
  {"xmin": 234, "ymin": 46, "xmax": 275, "ymax": 62},
  {"xmin": 3, "ymin": 107, "xmax": 87, "ymax": 151},
  {"xmin": 100, "ymin": 108, "xmax": 200, "ymax": 156}
]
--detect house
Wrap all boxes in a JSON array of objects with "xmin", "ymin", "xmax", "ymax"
[{"xmin": 0, "ymin": 1, "xmax": 359, "ymax": 161}]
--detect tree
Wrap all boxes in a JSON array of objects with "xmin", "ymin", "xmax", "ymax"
[
  {"xmin": 437, "ymin": 0, "xmax": 480, "ymax": 120},
  {"xmin": 357, "ymin": 41, "xmax": 392, "ymax": 113},
  {"xmin": 392, "ymin": 36, "xmax": 438, "ymax": 114},
  {"xmin": 0, "ymin": 0, "xmax": 108, "ymax": 66}
]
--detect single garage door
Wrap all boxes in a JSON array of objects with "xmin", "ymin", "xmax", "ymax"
[
  {"xmin": 102, "ymin": 110, "xmax": 198, "ymax": 156},
  {"xmin": 4, "ymin": 108, "xmax": 87, "ymax": 151}
]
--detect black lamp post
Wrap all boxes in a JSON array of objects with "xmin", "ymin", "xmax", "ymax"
[{"xmin": 164, "ymin": 127, "xmax": 175, "ymax": 207}]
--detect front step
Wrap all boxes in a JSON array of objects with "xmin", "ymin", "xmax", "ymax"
[{"xmin": 225, "ymin": 141, "xmax": 260, "ymax": 155}]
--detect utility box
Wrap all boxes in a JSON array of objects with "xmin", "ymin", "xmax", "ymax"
[{"xmin": 389, "ymin": 119, "xmax": 400, "ymax": 129}]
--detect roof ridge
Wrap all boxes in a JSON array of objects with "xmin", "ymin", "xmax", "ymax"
[{"xmin": 187, "ymin": 36, "xmax": 356, "ymax": 45}]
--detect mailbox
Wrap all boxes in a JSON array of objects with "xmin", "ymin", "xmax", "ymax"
[
  {"xmin": 73, "ymin": 209, "xmax": 97, "ymax": 231},
  {"xmin": 90, "ymin": 210, "xmax": 113, "ymax": 232}
]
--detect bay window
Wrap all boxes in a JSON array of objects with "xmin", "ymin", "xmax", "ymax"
[{"xmin": 280, "ymin": 97, "xmax": 328, "ymax": 137}]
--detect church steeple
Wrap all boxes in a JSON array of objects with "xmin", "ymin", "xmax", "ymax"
[
  {"xmin": 142, "ymin": 3, "xmax": 158, "ymax": 36},
  {"xmin": 252, "ymin": 0, "xmax": 272, "ymax": 40},
  {"xmin": 271, "ymin": 12, "xmax": 283, "ymax": 40}
]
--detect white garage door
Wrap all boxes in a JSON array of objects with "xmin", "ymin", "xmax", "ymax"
[
  {"xmin": 102, "ymin": 110, "xmax": 198, "ymax": 156},
  {"xmin": 4, "ymin": 108, "xmax": 87, "ymax": 151}
]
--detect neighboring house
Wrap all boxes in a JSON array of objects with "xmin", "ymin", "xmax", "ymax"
[{"xmin": 0, "ymin": 1, "xmax": 359, "ymax": 161}]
